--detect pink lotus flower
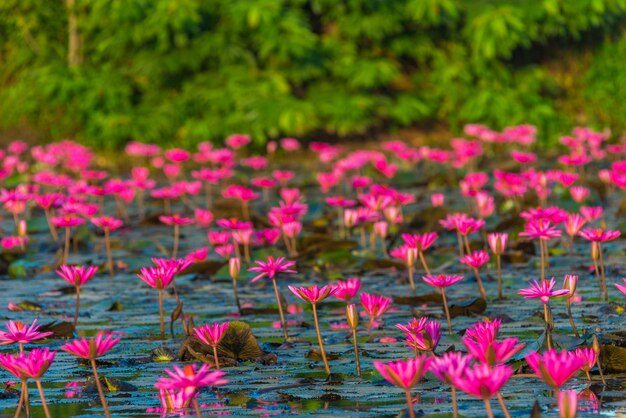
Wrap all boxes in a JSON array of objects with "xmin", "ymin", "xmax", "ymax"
[
  {"xmin": 360, "ymin": 293, "xmax": 392, "ymax": 326},
  {"xmin": 57, "ymin": 264, "xmax": 98, "ymax": 288},
  {"xmin": 565, "ymin": 213, "xmax": 586, "ymax": 238},
  {"xmin": 374, "ymin": 355, "xmax": 431, "ymax": 390},
  {"xmin": 578, "ymin": 227, "xmax": 621, "ymax": 242},
  {"xmin": 431, "ymin": 193, "xmax": 444, "ymax": 207},
  {"xmin": 0, "ymin": 320, "xmax": 52, "ymax": 346},
  {"xmin": 404, "ymin": 319, "xmax": 441, "ymax": 353},
  {"xmin": 580, "ymin": 206, "xmax": 603, "ymax": 222},
  {"xmin": 575, "ymin": 347, "xmax": 597, "ymax": 375},
  {"xmin": 288, "ymin": 284, "xmax": 336, "ymax": 304},
  {"xmin": 194, "ymin": 322, "xmax": 229, "ymax": 347},
  {"xmin": 159, "ymin": 214, "xmax": 194, "ymax": 226},
  {"xmin": 453, "ymin": 363, "xmax": 512, "ymax": 399},
  {"xmin": 429, "ymin": 351, "xmax": 473, "ymax": 385},
  {"xmin": 137, "ymin": 266, "xmax": 177, "ymax": 290},
  {"xmin": 464, "ymin": 319, "xmax": 501, "ymax": 343},
  {"xmin": 616, "ymin": 278, "xmax": 626, "ymax": 295},
  {"xmin": 518, "ymin": 278, "xmax": 570, "ymax": 304},
  {"xmin": 487, "ymin": 233, "xmax": 508, "ymax": 255},
  {"xmin": 525, "ymin": 349, "xmax": 584, "ymax": 388},
  {"xmin": 422, "ymin": 274, "xmax": 463, "ymax": 288},
  {"xmin": 332, "ymin": 278, "xmax": 362, "ymax": 302},
  {"xmin": 90, "ymin": 216, "xmax": 123, "ymax": 231},
  {"xmin": 51, "ymin": 215, "xmax": 85, "ymax": 228},
  {"xmin": 155, "ymin": 364, "xmax": 226, "ymax": 404},
  {"xmin": 519, "ymin": 220, "xmax": 562, "ymax": 240},
  {"xmin": 463, "ymin": 337, "xmax": 524, "ymax": 365},
  {"xmin": 459, "ymin": 250, "xmax": 489, "ymax": 268},
  {"xmin": 402, "ymin": 232, "xmax": 438, "ymax": 251},
  {"xmin": 248, "ymin": 256, "xmax": 297, "ymax": 283},
  {"xmin": 570, "ymin": 186, "xmax": 589, "ymax": 203},
  {"xmin": 225, "ymin": 134, "xmax": 251, "ymax": 149},
  {"xmin": 61, "ymin": 332, "xmax": 120, "ymax": 360},
  {"xmin": 194, "ymin": 209, "xmax": 214, "ymax": 227}
]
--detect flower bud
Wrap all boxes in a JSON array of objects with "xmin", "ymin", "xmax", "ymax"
[
  {"xmin": 346, "ymin": 304, "xmax": 359, "ymax": 329},
  {"xmin": 17, "ymin": 220, "xmax": 27, "ymax": 238},
  {"xmin": 557, "ymin": 389, "xmax": 578, "ymax": 418},
  {"xmin": 562, "ymin": 274, "xmax": 578, "ymax": 297},
  {"xmin": 229, "ymin": 257, "xmax": 240, "ymax": 280},
  {"xmin": 590, "ymin": 242, "xmax": 599, "ymax": 261}
]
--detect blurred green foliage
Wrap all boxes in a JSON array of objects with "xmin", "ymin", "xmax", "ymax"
[{"xmin": 0, "ymin": 0, "xmax": 625, "ymax": 148}]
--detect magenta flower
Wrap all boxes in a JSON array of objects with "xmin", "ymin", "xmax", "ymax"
[
  {"xmin": 578, "ymin": 227, "xmax": 621, "ymax": 242},
  {"xmin": 57, "ymin": 264, "xmax": 98, "ymax": 288},
  {"xmin": 519, "ymin": 220, "xmax": 562, "ymax": 240},
  {"xmin": 137, "ymin": 266, "xmax": 177, "ymax": 290},
  {"xmin": 374, "ymin": 355, "xmax": 431, "ymax": 390},
  {"xmin": 487, "ymin": 233, "xmax": 508, "ymax": 255},
  {"xmin": 460, "ymin": 250, "xmax": 489, "ymax": 268},
  {"xmin": 11, "ymin": 348, "xmax": 56, "ymax": 380},
  {"xmin": 518, "ymin": 278, "xmax": 569, "ymax": 304},
  {"xmin": 422, "ymin": 274, "xmax": 463, "ymax": 288},
  {"xmin": 332, "ymin": 277, "xmax": 362, "ymax": 302},
  {"xmin": 429, "ymin": 351, "xmax": 472, "ymax": 385},
  {"xmin": 0, "ymin": 320, "xmax": 52, "ymax": 347},
  {"xmin": 360, "ymin": 293, "xmax": 392, "ymax": 329},
  {"xmin": 616, "ymin": 278, "xmax": 626, "ymax": 295},
  {"xmin": 453, "ymin": 362, "xmax": 512, "ymax": 399},
  {"xmin": 402, "ymin": 232, "xmax": 438, "ymax": 251},
  {"xmin": 155, "ymin": 364, "xmax": 226, "ymax": 396},
  {"xmin": 575, "ymin": 347, "xmax": 598, "ymax": 379},
  {"xmin": 404, "ymin": 319, "xmax": 441, "ymax": 354},
  {"xmin": 374, "ymin": 355, "xmax": 431, "ymax": 418},
  {"xmin": 194, "ymin": 322, "xmax": 229, "ymax": 369},
  {"xmin": 558, "ymin": 390, "xmax": 578, "ymax": 418},
  {"xmin": 61, "ymin": 332, "xmax": 120, "ymax": 360},
  {"xmin": 463, "ymin": 337, "xmax": 525, "ymax": 365},
  {"xmin": 525, "ymin": 349, "xmax": 585, "ymax": 388},
  {"xmin": 248, "ymin": 256, "xmax": 297, "ymax": 283},
  {"xmin": 288, "ymin": 284, "xmax": 336, "ymax": 304},
  {"xmin": 465, "ymin": 319, "xmax": 501, "ymax": 343},
  {"xmin": 90, "ymin": 216, "xmax": 123, "ymax": 231}
]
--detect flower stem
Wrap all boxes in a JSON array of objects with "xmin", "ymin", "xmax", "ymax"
[
  {"xmin": 483, "ymin": 397, "xmax": 494, "ymax": 418},
  {"xmin": 598, "ymin": 243, "xmax": 608, "ymax": 302},
  {"xmin": 418, "ymin": 251, "xmax": 431, "ymax": 275},
  {"xmin": 73, "ymin": 287, "xmax": 80, "ymax": 329},
  {"xmin": 451, "ymin": 387, "xmax": 458, "ymax": 418},
  {"xmin": 312, "ymin": 303, "xmax": 331, "ymax": 375},
  {"xmin": 543, "ymin": 303, "xmax": 552, "ymax": 350},
  {"xmin": 63, "ymin": 226, "xmax": 71, "ymax": 265},
  {"xmin": 473, "ymin": 267, "xmax": 487, "ymax": 300},
  {"xmin": 172, "ymin": 224, "xmax": 180, "ymax": 259},
  {"xmin": 104, "ymin": 229, "xmax": 114, "ymax": 277},
  {"xmin": 496, "ymin": 392, "xmax": 511, "ymax": 418},
  {"xmin": 441, "ymin": 289, "xmax": 452, "ymax": 335},
  {"xmin": 35, "ymin": 379, "xmax": 51, "ymax": 418},
  {"xmin": 193, "ymin": 398, "xmax": 202, "ymax": 417},
  {"xmin": 44, "ymin": 209, "xmax": 58, "ymax": 241},
  {"xmin": 496, "ymin": 254, "xmax": 502, "ymax": 299},
  {"xmin": 271, "ymin": 277, "xmax": 289, "ymax": 340},
  {"xmin": 232, "ymin": 277, "xmax": 241, "ymax": 314},
  {"xmin": 539, "ymin": 239, "xmax": 546, "ymax": 281},
  {"xmin": 90, "ymin": 358, "xmax": 111, "ymax": 418},
  {"xmin": 158, "ymin": 288, "xmax": 165, "ymax": 340},
  {"xmin": 213, "ymin": 345, "xmax": 220, "ymax": 369},
  {"xmin": 407, "ymin": 267, "xmax": 416, "ymax": 295},
  {"xmin": 13, "ymin": 380, "xmax": 25, "ymax": 418},
  {"xmin": 566, "ymin": 298, "xmax": 580, "ymax": 338},
  {"xmin": 456, "ymin": 232, "xmax": 464, "ymax": 258},
  {"xmin": 351, "ymin": 328, "xmax": 361, "ymax": 377},
  {"xmin": 405, "ymin": 390, "xmax": 415, "ymax": 418}
]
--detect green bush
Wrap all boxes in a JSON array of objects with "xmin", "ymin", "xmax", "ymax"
[{"xmin": 0, "ymin": 0, "xmax": 625, "ymax": 148}]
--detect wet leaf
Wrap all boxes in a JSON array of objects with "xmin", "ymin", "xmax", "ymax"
[
  {"xmin": 305, "ymin": 349, "xmax": 341, "ymax": 361},
  {"xmin": 393, "ymin": 293, "xmax": 442, "ymax": 305},
  {"xmin": 17, "ymin": 300, "xmax": 43, "ymax": 312},
  {"xmin": 38, "ymin": 321, "xmax": 74, "ymax": 338},
  {"xmin": 599, "ymin": 344, "xmax": 626, "ymax": 372},
  {"xmin": 448, "ymin": 298, "xmax": 486, "ymax": 317},
  {"xmin": 107, "ymin": 301, "xmax": 123, "ymax": 311}
]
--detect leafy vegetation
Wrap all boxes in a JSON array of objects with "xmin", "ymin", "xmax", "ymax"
[{"xmin": 0, "ymin": 0, "xmax": 625, "ymax": 148}]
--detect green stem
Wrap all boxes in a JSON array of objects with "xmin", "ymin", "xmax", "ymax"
[
  {"xmin": 405, "ymin": 390, "xmax": 415, "ymax": 418},
  {"xmin": 566, "ymin": 298, "xmax": 580, "ymax": 338},
  {"xmin": 483, "ymin": 398, "xmax": 494, "ymax": 418},
  {"xmin": 158, "ymin": 288, "xmax": 165, "ymax": 340},
  {"xmin": 496, "ymin": 392, "xmax": 511, "ymax": 418},
  {"xmin": 90, "ymin": 358, "xmax": 111, "ymax": 418},
  {"xmin": 73, "ymin": 287, "xmax": 80, "ymax": 329},
  {"xmin": 272, "ymin": 278, "xmax": 289, "ymax": 340},
  {"xmin": 441, "ymin": 289, "xmax": 452, "ymax": 335},
  {"xmin": 352, "ymin": 328, "xmax": 361, "ymax": 377},
  {"xmin": 312, "ymin": 303, "xmax": 331, "ymax": 375},
  {"xmin": 35, "ymin": 380, "xmax": 51, "ymax": 418}
]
